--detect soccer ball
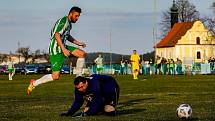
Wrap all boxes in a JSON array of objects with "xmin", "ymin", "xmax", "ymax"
[{"xmin": 176, "ymin": 104, "xmax": 192, "ymax": 119}]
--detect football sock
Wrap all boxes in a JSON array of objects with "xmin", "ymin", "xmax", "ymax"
[
  {"xmin": 133, "ymin": 71, "xmax": 138, "ymax": 79},
  {"xmin": 133, "ymin": 73, "xmax": 136, "ymax": 79},
  {"xmin": 9, "ymin": 74, "xmax": 12, "ymax": 80},
  {"xmin": 33, "ymin": 74, "xmax": 53, "ymax": 86},
  {"xmin": 12, "ymin": 72, "xmax": 15, "ymax": 77},
  {"xmin": 136, "ymin": 71, "xmax": 139, "ymax": 78},
  {"xmin": 76, "ymin": 58, "xmax": 85, "ymax": 77}
]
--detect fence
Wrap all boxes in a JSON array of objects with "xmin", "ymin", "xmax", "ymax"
[{"xmin": 87, "ymin": 62, "xmax": 215, "ymax": 75}]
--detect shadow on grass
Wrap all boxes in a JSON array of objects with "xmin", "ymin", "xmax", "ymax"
[
  {"xmin": 118, "ymin": 97, "xmax": 156, "ymax": 108},
  {"xmin": 116, "ymin": 97, "xmax": 155, "ymax": 115},
  {"xmin": 117, "ymin": 108, "xmax": 146, "ymax": 116},
  {"xmin": 158, "ymin": 117, "xmax": 199, "ymax": 121}
]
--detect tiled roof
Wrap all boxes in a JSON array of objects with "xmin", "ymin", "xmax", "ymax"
[{"xmin": 155, "ymin": 21, "xmax": 195, "ymax": 48}]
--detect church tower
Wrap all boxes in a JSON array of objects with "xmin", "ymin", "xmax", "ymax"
[{"xmin": 170, "ymin": 0, "xmax": 179, "ymax": 28}]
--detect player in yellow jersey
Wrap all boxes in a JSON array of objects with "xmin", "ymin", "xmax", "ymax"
[{"xmin": 130, "ymin": 50, "xmax": 140, "ymax": 79}]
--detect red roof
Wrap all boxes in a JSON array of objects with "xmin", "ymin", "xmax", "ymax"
[{"xmin": 155, "ymin": 21, "xmax": 195, "ymax": 48}]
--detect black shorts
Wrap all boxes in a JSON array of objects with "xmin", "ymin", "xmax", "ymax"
[
  {"xmin": 85, "ymin": 86, "xmax": 120, "ymax": 108},
  {"xmin": 103, "ymin": 86, "xmax": 120, "ymax": 107}
]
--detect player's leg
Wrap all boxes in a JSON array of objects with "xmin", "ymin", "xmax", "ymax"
[
  {"xmin": 33, "ymin": 72, "xmax": 60, "ymax": 86},
  {"xmin": 8, "ymin": 73, "xmax": 11, "ymax": 80},
  {"xmin": 104, "ymin": 86, "xmax": 119, "ymax": 116},
  {"xmin": 10, "ymin": 68, "xmax": 15, "ymax": 80},
  {"xmin": 27, "ymin": 54, "xmax": 64, "ymax": 95},
  {"xmin": 132, "ymin": 69, "xmax": 135, "ymax": 79},
  {"xmin": 132, "ymin": 68, "xmax": 138, "ymax": 79},
  {"xmin": 8, "ymin": 73, "xmax": 10, "ymax": 80},
  {"xmin": 10, "ymin": 73, "xmax": 13, "ymax": 80},
  {"xmin": 11, "ymin": 68, "xmax": 15, "ymax": 78},
  {"xmin": 81, "ymin": 102, "xmax": 101, "ymax": 116},
  {"xmin": 133, "ymin": 63, "xmax": 139, "ymax": 79},
  {"xmin": 8, "ymin": 69, "xmax": 13, "ymax": 80},
  {"xmin": 136, "ymin": 68, "xmax": 140, "ymax": 78},
  {"xmin": 68, "ymin": 46, "xmax": 87, "ymax": 77}
]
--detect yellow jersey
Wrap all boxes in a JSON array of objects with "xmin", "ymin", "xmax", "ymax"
[{"xmin": 130, "ymin": 54, "xmax": 140, "ymax": 70}]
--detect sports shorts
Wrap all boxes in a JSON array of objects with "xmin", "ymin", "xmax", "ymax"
[
  {"xmin": 50, "ymin": 45, "xmax": 76, "ymax": 72},
  {"xmin": 8, "ymin": 68, "xmax": 14, "ymax": 73}
]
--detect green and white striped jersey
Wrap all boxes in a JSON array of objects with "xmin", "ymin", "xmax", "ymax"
[
  {"xmin": 7, "ymin": 61, "xmax": 14, "ymax": 69},
  {"xmin": 49, "ymin": 16, "xmax": 72, "ymax": 55}
]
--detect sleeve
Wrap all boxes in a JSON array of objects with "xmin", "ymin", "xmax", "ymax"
[
  {"xmin": 138, "ymin": 55, "xmax": 140, "ymax": 61},
  {"xmin": 67, "ymin": 90, "xmax": 84, "ymax": 115},
  {"xmin": 85, "ymin": 77, "xmax": 103, "ymax": 115},
  {"xmin": 85, "ymin": 93, "xmax": 103, "ymax": 115},
  {"xmin": 130, "ymin": 55, "xmax": 133, "ymax": 61},
  {"xmin": 55, "ymin": 17, "xmax": 67, "ymax": 35}
]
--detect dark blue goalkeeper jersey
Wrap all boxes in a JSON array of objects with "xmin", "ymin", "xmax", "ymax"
[{"xmin": 67, "ymin": 74, "xmax": 119, "ymax": 116}]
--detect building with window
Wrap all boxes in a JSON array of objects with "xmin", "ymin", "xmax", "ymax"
[{"xmin": 155, "ymin": 20, "xmax": 215, "ymax": 64}]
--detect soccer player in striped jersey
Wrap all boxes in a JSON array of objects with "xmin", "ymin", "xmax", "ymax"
[
  {"xmin": 7, "ymin": 57, "xmax": 15, "ymax": 80},
  {"xmin": 27, "ymin": 6, "xmax": 86, "ymax": 95}
]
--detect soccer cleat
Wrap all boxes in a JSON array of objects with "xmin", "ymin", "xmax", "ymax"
[{"xmin": 27, "ymin": 80, "xmax": 35, "ymax": 95}]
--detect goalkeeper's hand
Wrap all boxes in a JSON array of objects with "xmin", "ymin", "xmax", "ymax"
[{"xmin": 75, "ymin": 112, "xmax": 87, "ymax": 117}]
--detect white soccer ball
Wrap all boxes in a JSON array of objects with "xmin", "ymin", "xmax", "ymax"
[{"xmin": 176, "ymin": 104, "xmax": 192, "ymax": 119}]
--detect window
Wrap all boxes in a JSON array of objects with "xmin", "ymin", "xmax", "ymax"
[
  {"xmin": 196, "ymin": 37, "xmax": 200, "ymax": 44},
  {"xmin": 197, "ymin": 51, "xmax": 201, "ymax": 59}
]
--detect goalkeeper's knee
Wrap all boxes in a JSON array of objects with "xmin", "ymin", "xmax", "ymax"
[{"xmin": 104, "ymin": 105, "xmax": 116, "ymax": 116}]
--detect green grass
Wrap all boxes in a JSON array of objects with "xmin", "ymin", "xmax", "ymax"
[{"xmin": 0, "ymin": 74, "xmax": 215, "ymax": 121}]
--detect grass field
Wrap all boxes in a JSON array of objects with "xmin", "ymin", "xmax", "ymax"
[{"xmin": 0, "ymin": 74, "xmax": 215, "ymax": 121}]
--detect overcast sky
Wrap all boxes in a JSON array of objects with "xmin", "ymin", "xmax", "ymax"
[{"xmin": 0, "ymin": 0, "xmax": 213, "ymax": 55}]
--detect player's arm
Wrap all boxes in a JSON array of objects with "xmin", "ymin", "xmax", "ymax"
[
  {"xmin": 85, "ymin": 92, "xmax": 103, "ymax": 115},
  {"xmin": 94, "ymin": 58, "xmax": 98, "ymax": 63},
  {"xmin": 67, "ymin": 35, "xmax": 86, "ymax": 48},
  {"xmin": 130, "ymin": 55, "xmax": 135, "ymax": 62},
  {"xmin": 66, "ymin": 90, "xmax": 84, "ymax": 116},
  {"xmin": 130, "ymin": 59, "xmax": 135, "ymax": 63},
  {"xmin": 84, "ymin": 79, "xmax": 103, "ymax": 115},
  {"xmin": 138, "ymin": 55, "xmax": 140, "ymax": 62},
  {"xmin": 55, "ymin": 32, "xmax": 70, "ymax": 57},
  {"xmin": 130, "ymin": 60, "xmax": 135, "ymax": 62}
]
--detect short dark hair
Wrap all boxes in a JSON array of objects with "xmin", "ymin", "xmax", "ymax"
[
  {"xmin": 74, "ymin": 76, "xmax": 87, "ymax": 85},
  {"xmin": 69, "ymin": 6, "xmax": 82, "ymax": 14}
]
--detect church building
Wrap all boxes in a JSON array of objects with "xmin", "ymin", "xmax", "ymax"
[{"xmin": 155, "ymin": 0, "xmax": 215, "ymax": 64}]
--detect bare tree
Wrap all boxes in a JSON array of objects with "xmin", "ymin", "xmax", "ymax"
[
  {"xmin": 160, "ymin": 10, "xmax": 171, "ymax": 38},
  {"xmin": 0, "ymin": 54, "xmax": 8, "ymax": 63},
  {"xmin": 159, "ymin": 0, "xmax": 200, "ymax": 38},
  {"xmin": 201, "ymin": 2, "xmax": 215, "ymax": 35},
  {"xmin": 16, "ymin": 47, "xmax": 31, "ymax": 63},
  {"xmin": 31, "ymin": 49, "xmax": 41, "ymax": 63},
  {"xmin": 201, "ymin": 17, "xmax": 215, "ymax": 35},
  {"xmin": 212, "ymin": 2, "xmax": 215, "ymax": 14},
  {"xmin": 176, "ymin": 0, "xmax": 199, "ymax": 22},
  {"xmin": 41, "ymin": 50, "xmax": 49, "ymax": 63}
]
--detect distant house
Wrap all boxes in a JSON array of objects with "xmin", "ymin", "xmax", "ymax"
[
  {"xmin": 0, "ymin": 54, "xmax": 48, "ymax": 65},
  {"xmin": 155, "ymin": 20, "xmax": 215, "ymax": 64}
]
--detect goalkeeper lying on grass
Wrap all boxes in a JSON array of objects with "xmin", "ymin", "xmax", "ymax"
[{"xmin": 61, "ymin": 74, "xmax": 120, "ymax": 117}]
